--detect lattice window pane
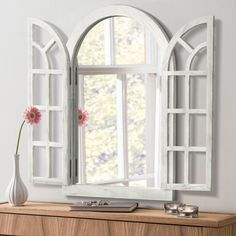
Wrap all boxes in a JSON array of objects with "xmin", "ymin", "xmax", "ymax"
[
  {"xmin": 33, "ymin": 110, "xmax": 47, "ymax": 141},
  {"xmin": 189, "ymin": 115, "xmax": 206, "ymax": 147},
  {"xmin": 28, "ymin": 18, "xmax": 69, "ymax": 185},
  {"xmin": 49, "ymin": 75, "xmax": 63, "ymax": 106},
  {"xmin": 190, "ymin": 76, "xmax": 207, "ymax": 109},
  {"xmin": 50, "ymin": 148, "xmax": 63, "ymax": 179},
  {"xmin": 33, "ymin": 75, "xmax": 47, "ymax": 105},
  {"xmin": 49, "ymin": 111, "xmax": 63, "ymax": 143},
  {"xmin": 161, "ymin": 16, "xmax": 214, "ymax": 191},
  {"xmin": 33, "ymin": 146, "xmax": 47, "ymax": 177},
  {"xmin": 189, "ymin": 152, "xmax": 206, "ymax": 184}
]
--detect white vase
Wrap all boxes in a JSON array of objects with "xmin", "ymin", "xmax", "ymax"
[{"xmin": 6, "ymin": 154, "xmax": 28, "ymax": 206}]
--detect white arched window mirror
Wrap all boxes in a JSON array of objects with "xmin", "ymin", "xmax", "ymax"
[{"xmin": 28, "ymin": 5, "xmax": 214, "ymax": 200}]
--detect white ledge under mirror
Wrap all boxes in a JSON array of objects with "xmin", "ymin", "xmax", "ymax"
[{"xmin": 28, "ymin": 5, "xmax": 214, "ymax": 201}]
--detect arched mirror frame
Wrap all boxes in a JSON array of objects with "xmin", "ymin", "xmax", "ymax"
[{"xmin": 63, "ymin": 5, "xmax": 174, "ymax": 200}]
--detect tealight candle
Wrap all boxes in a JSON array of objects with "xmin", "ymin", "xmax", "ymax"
[
  {"xmin": 177, "ymin": 205, "xmax": 199, "ymax": 218},
  {"xmin": 164, "ymin": 202, "xmax": 184, "ymax": 215}
]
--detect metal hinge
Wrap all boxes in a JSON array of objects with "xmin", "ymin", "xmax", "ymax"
[
  {"xmin": 75, "ymin": 159, "xmax": 78, "ymax": 177},
  {"xmin": 75, "ymin": 67, "xmax": 78, "ymax": 86},
  {"xmin": 69, "ymin": 159, "xmax": 72, "ymax": 178},
  {"xmin": 69, "ymin": 66, "xmax": 72, "ymax": 85}
]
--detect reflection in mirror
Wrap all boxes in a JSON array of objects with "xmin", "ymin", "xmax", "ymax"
[{"xmin": 76, "ymin": 16, "xmax": 160, "ymax": 188}]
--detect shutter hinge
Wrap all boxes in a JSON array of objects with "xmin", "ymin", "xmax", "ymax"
[
  {"xmin": 69, "ymin": 159, "xmax": 72, "ymax": 178},
  {"xmin": 75, "ymin": 159, "xmax": 78, "ymax": 177},
  {"xmin": 75, "ymin": 67, "xmax": 78, "ymax": 86},
  {"xmin": 69, "ymin": 66, "xmax": 72, "ymax": 85}
]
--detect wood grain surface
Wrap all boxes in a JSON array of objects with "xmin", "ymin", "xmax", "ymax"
[
  {"xmin": 0, "ymin": 202, "xmax": 236, "ymax": 236},
  {"xmin": 0, "ymin": 213, "xmax": 204, "ymax": 236},
  {"xmin": 0, "ymin": 201, "xmax": 235, "ymax": 228}
]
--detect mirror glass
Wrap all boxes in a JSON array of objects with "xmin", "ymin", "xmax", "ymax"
[{"xmin": 76, "ymin": 16, "xmax": 160, "ymax": 188}]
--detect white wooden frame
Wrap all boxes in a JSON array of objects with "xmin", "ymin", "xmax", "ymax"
[
  {"xmin": 28, "ymin": 5, "xmax": 214, "ymax": 199},
  {"xmin": 28, "ymin": 18, "xmax": 71, "ymax": 185},
  {"xmin": 161, "ymin": 16, "xmax": 214, "ymax": 191},
  {"xmin": 63, "ymin": 5, "xmax": 174, "ymax": 200}
]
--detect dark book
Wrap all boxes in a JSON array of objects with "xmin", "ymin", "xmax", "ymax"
[{"xmin": 69, "ymin": 201, "xmax": 138, "ymax": 212}]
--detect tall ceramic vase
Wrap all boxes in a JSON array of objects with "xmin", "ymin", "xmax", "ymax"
[{"xmin": 6, "ymin": 154, "xmax": 28, "ymax": 206}]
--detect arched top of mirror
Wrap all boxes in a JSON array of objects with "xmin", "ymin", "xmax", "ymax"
[
  {"xmin": 67, "ymin": 5, "xmax": 170, "ymax": 66},
  {"xmin": 77, "ymin": 16, "xmax": 162, "ymax": 68}
]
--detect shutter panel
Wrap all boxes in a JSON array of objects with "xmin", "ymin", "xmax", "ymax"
[
  {"xmin": 161, "ymin": 16, "xmax": 214, "ymax": 191},
  {"xmin": 28, "ymin": 18, "xmax": 71, "ymax": 185}
]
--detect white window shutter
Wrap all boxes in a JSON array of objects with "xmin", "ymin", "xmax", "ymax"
[
  {"xmin": 28, "ymin": 18, "xmax": 71, "ymax": 185},
  {"xmin": 161, "ymin": 16, "xmax": 214, "ymax": 191}
]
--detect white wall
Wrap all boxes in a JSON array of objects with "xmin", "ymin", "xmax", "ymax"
[{"xmin": 0, "ymin": 0, "xmax": 236, "ymax": 213}]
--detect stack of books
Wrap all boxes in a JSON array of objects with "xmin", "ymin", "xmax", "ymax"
[{"xmin": 69, "ymin": 200, "xmax": 138, "ymax": 212}]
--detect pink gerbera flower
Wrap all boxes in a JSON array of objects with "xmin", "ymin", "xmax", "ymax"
[
  {"xmin": 78, "ymin": 109, "xmax": 88, "ymax": 126},
  {"xmin": 15, "ymin": 106, "xmax": 41, "ymax": 155},
  {"xmin": 23, "ymin": 107, "xmax": 41, "ymax": 125}
]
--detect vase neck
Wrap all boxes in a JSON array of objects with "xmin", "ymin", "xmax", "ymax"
[{"xmin": 13, "ymin": 154, "xmax": 20, "ymax": 177}]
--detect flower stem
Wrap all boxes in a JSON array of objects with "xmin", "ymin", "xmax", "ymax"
[{"xmin": 15, "ymin": 120, "xmax": 25, "ymax": 155}]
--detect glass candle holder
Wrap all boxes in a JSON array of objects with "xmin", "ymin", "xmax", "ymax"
[
  {"xmin": 164, "ymin": 202, "xmax": 184, "ymax": 215},
  {"xmin": 177, "ymin": 205, "xmax": 199, "ymax": 218}
]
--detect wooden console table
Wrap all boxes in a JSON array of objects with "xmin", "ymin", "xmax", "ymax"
[{"xmin": 0, "ymin": 201, "xmax": 235, "ymax": 236}]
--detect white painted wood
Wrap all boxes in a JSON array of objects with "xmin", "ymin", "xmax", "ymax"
[
  {"xmin": 184, "ymin": 73, "xmax": 190, "ymax": 185},
  {"xmin": 116, "ymin": 74, "xmax": 129, "ymax": 186},
  {"xmin": 43, "ymin": 39, "xmax": 56, "ymax": 53},
  {"xmin": 163, "ymin": 70, "xmax": 207, "ymax": 76},
  {"xmin": 66, "ymin": 5, "xmax": 173, "ymax": 201},
  {"xmin": 46, "ymin": 57, "xmax": 50, "ymax": 179},
  {"xmin": 27, "ymin": 19, "xmax": 34, "ymax": 185},
  {"xmin": 167, "ymin": 74, "xmax": 176, "ymax": 186},
  {"xmin": 78, "ymin": 65, "xmax": 159, "ymax": 75},
  {"xmin": 185, "ymin": 42, "xmax": 207, "ymax": 69},
  {"xmin": 88, "ymin": 173, "xmax": 154, "ymax": 185},
  {"xmin": 78, "ymin": 74, "xmax": 86, "ymax": 184},
  {"xmin": 178, "ymin": 38, "xmax": 193, "ymax": 53},
  {"xmin": 167, "ymin": 109, "xmax": 207, "ymax": 114},
  {"xmin": 32, "ymin": 141, "xmax": 63, "ymax": 148},
  {"xmin": 166, "ymin": 183, "xmax": 209, "ymax": 191},
  {"xmin": 32, "ymin": 69, "xmax": 65, "ymax": 74},
  {"xmin": 206, "ymin": 17, "xmax": 214, "ymax": 190},
  {"xmin": 63, "ymin": 184, "xmax": 172, "ymax": 201},
  {"xmin": 35, "ymin": 105, "xmax": 63, "ymax": 112},
  {"xmin": 32, "ymin": 42, "xmax": 49, "ymax": 68},
  {"xmin": 167, "ymin": 146, "xmax": 207, "ymax": 152},
  {"xmin": 32, "ymin": 177, "xmax": 63, "ymax": 185},
  {"xmin": 145, "ymin": 73, "xmax": 157, "ymax": 187},
  {"xmin": 104, "ymin": 18, "xmax": 115, "ymax": 65},
  {"xmin": 145, "ymin": 30, "xmax": 158, "ymax": 65},
  {"xmin": 28, "ymin": 18, "xmax": 70, "ymax": 185},
  {"xmin": 161, "ymin": 16, "xmax": 214, "ymax": 191}
]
